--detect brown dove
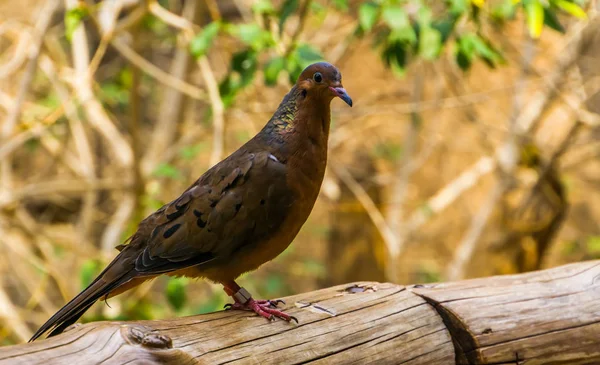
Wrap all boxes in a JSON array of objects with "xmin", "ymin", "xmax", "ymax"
[{"xmin": 30, "ymin": 61, "xmax": 352, "ymax": 341}]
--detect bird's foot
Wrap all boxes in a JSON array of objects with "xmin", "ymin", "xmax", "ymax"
[{"xmin": 224, "ymin": 298, "xmax": 297, "ymax": 323}]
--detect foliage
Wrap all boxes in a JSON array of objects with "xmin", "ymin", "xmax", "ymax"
[
  {"xmin": 356, "ymin": 0, "xmax": 586, "ymax": 74},
  {"xmin": 182, "ymin": 0, "xmax": 588, "ymax": 106},
  {"xmin": 64, "ymin": 5, "xmax": 89, "ymax": 41}
]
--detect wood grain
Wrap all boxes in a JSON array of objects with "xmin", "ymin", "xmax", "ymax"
[
  {"xmin": 0, "ymin": 282, "xmax": 453, "ymax": 364},
  {"xmin": 411, "ymin": 260, "xmax": 600, "ymax": 364},
  {"xmin": 2, "ymin": 261, "xmax": 599, "ymax": 364}
]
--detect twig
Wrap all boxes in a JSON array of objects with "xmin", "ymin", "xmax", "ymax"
[
  {"xmin": 101, "ymin": 193, "xmax": 136, "ymax": 256},
  {"xmin": 405, "ymin": 157, "xmax": 497, "ymax": 232},
  {"xmin": 113, "ymin": 4, "xmax": 147, "ymax": 34},
  {"xmin": 111, "ymin": 37, "xmax": 207, "ymax": 101},
  {"xmin": 129, "ymin": 27, "xmax": 146, "ymax": 227},
  {"xmin": 284, "ymin": 0, "xmax": 313, "ymax": 57},
  {"xmin": 39, "ymin": 55, "xmax": 98, "ymax": 242},
  {"xmin": 205, "ymin": 0, "xmax": 222, "ymax": 21},
  {"xmin": 199, "ymin": 56, "xmax": 226, "ymax": 166},
  {"xmin": 446, "ymin": 183, "xmax": 504, "ymax": 281},
  {"xmin": 329, "ymin": 160, "xmax": 399, "ymax": 270},
  {"xmin": 142, "ymin": 0, "xmax": 199, "ymax": 176},
  {"xmin": 0, "ymin": 286, "xmax": 31, "ymax": 342},
  {"xmin": 0, "ymin": 21, "xmax": 31, "ymax": 78},
  {"xmin": 147, "ymin": 0, "xmax": 196, "ymax": 37},
  {"xmin": 400, "ymin": 16, "xmax": 592, "ymax": 242},
  {"xmin": 384, "ymin": 65, "xmax": 424, "ymax": 281},
  {"xmin": 66, "ymin": 0, "xmax": 134, "ymax": 167},
  {"xmin": 446, "ymin": 30, "xmax": 537, "ymax": 280},
  {"xmin": 1, "ymin": 0, "xmax": 60, "ymax": 202},
  {"xmin": 0, "ymin": 178, "xmax": 129, "ymax": 208}
]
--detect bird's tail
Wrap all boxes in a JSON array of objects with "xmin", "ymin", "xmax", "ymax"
[{"xmin": 29, "ymin": 257, "xmax": 136, "ymax": 342}]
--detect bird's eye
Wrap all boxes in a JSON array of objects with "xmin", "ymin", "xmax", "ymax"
[{"xmin": 313, "ymin": 72, "xmax": 323, "ymax": 83}]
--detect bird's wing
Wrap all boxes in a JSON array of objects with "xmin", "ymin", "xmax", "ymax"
[
  {"xmin": 29, "ymin": 149, "xmax": 293, "ymax": 341},
  {"xmin": 127, "ymin": 149, "xmax": 293, "ymax": 275}
]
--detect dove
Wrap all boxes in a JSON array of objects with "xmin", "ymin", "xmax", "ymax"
[{"xmin": 30, "ymin": 62, "xmax": 352, "ymax": 341}]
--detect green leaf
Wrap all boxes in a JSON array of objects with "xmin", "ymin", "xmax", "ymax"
[
  {"xmin": 383, "ymin": 42, "xmax": 408, "ymax": 77},
  {"xmin": 190, "ymin": 22, "xmax": 220, "ymax": 59},
  {"xmin": 491, "ymin": 0, "xmax": 517, "ymax": 22},
  {"xmin": 415, "ymin": 264, "xmax": 442, "ymax": 283},
  {"xmin": 99, "ymin": 83, "xmax": 129, "ymax": 107},
  {"xmin": 456, "ymin": 45, "xmax": 473, "ymax": 70},
  {"xmin": 302, "ymin": 259, "xmax": 326, "ymax": 277},
  {"xmin": 382, "ymin": 5, "xmax": 408, "ymax": 30},
  {"xmin": 553, "ymin": 0, "xmax": 586, "ymax": 18},
  {"xmin": 359, "ymin": 2, "xmax": 379, "ymax": 32},
  {"xmin": 231, "ymin": 50, "xmax": 258, "ymax": 87},
  {"xmin": 333, "ymin": 0, "xmax": 349, "ymax": 11},
  {"xmin": 311, "ymin": 1, "xmax": 326, "ymax": 15},
  {"xmin": 219, "ymin": 75, "xmax": 239, "ymax": 107},
  {"xmin": 561, "ymin": 240, "xmax": 579, "ymax": 256},
  {"xmin": 233, "ymin": 24, "xmax": 261, "ymax": 45},
  {"xmin": 472, "ymin": 35, "xmax": 503, "ymax": 65},
  {"xmin": 279, "ymin": 0, "xmax": 299, "ymax": 30},
  {"xmin": 587, "ymin": 236, "xmax": 600, "ymax": 253},
  {"xmin": 179, "ymin": 143, "xmax": 208, "ymax": 160},
  {"xmin": 40, "ymin": 93, "xmax": 61, "ymax": 109},
  {"xmin": 524, "ymin": 0, "xmax": 544, "ymax": 38},
  {"xmin": 374, "ymin": 142, "xmax": 403, "ymax": 161},
  {"xmin": 235, "ymin": 130, "xmax": 251, "ymax": 143},
  {"xmin": 416, "ymin": 6, "xmax": 433, "ymax": 25},
  {"xmin": 388, "ymin": 27, "xmax": 417, "ymax": 44},
  {"xmin": 264, "ymin": 57, "xmax": 286, "ymax": 86},
  {"xmin": 25, "ymin": 138, "xmax": 40, "ymax": 153},
  {"xmin": 166, "ymin": 277, "xmax": 188, "ymax": 311},
  {"xmin": 152, "ymin": 163, "xmax": 182, "ymax": 179},
  {"xmin": 296, "ymin": 44, "xmax": 324, "ymax": 64},
  {"xmin": 195, "ymin": 291, "xmax": 226, "ymax": 314},
  {"xmin": 264, "ymin": 275, "xmax": 284, "ymax": 296},
  {"xmin": 455, "ymin": 33, "xmax": 503, "ymax": 69},
  {"xmin": 449, "ymin": 0, "xmax": 469, "ymax": 14},
  {"xmin": 457, "ymin": 35, "xmax": 476, "ymax": 58},
  {"xmin": 228, "ymin": 24, "xmax": 273, "ymax": 51},
  {"xmin": 80, "ymin": 259, "xmax": 101, "ymax": 290},
  {"xmin": 65, "ymin": 6, "xmax": 89, "ymax": 42},
  {"xmin": 543, "ymin": 7, "xmax": 565, "ymax": 33},
  {"xmin": 285, "ymin": 44, "xmax": 323, "ymax": 83},
  {"xmin": 419, "ymin": 27, "xmax": 442, "ymax": 60},
  {"xmin": 285, "ymin": 56, "xmax": 302, "ymax": 84},
  {"xmin": 252, "ymin": 0, "xmax": 275, "ymax": 14},
  {"xmin": 419, "ymin": 203, "xmax": 434, "ymax": 218}
]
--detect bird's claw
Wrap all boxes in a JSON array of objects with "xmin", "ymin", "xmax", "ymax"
[
  {"xmin": 223, "ymin": 298, "xmax": 297, "ymax": 323},
  {"xmin": 263, "ymin": 299, "xmax": 285, "ymax": 308}
]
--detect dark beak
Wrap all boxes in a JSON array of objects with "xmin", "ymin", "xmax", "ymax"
[{"xmin": 330, "ymin": 86, "xmax": 353, "ymax": 107}]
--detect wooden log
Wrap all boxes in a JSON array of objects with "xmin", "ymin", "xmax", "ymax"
[
  {"xmin": 411, "ymin": 260, "xmax": 600, "ymax": 365},
  {"xmin": 0, "ymin": 261, "xmax": 598, "ymax": 364}
]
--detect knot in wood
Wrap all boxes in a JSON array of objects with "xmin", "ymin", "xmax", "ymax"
[
  {"xmin": 142, "ymin": 333, "xmax": 173, "ymax": 349},
  {"xmin": 123, "ymin": 325, "xmax": 173, "ymax": 349},
  {"xmin": 342, "ymin": 284, "xmax": 377, "ymax": 294}
]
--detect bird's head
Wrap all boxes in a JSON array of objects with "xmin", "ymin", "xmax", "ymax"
[{"xmin": 295, "ymin": 62, "xmax": 352, "ymax": 107}]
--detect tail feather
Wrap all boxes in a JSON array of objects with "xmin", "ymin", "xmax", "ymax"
[{"xmin": 29, "ymin": 266, "xmax": 135, "ymax": 342}]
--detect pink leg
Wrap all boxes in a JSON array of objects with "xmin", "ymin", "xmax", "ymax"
[{"xmin": 221, "ymin": 281, "xmax": 297, "ymax": 323}]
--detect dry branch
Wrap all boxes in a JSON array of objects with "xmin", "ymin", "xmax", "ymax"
[
  {"xmin": 141, "ymin": 0, "xmax": 199, "ymax": 177},
  {"xmin": 1, "ymin": 261, "xmax": 599, "ymax": 364}
]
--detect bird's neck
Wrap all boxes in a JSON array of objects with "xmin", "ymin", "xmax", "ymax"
[{"xmin": 260, "ymin": 85, "xmax": 331, "ymax": 157}]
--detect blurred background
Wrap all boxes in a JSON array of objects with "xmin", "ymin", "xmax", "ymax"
[{"xmin": 1, "ymin": 0, "xmax": 599, "ymax": 345}]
